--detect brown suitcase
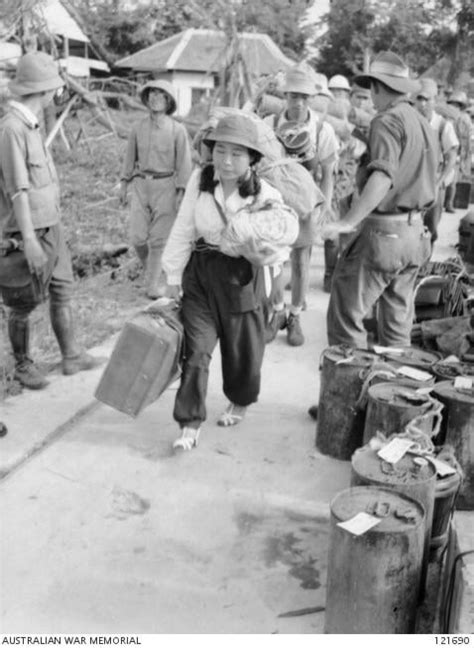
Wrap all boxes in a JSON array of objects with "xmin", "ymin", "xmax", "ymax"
[{"xmin": 95, "ymin": 301, "xmax": 183, "ymax": 417}]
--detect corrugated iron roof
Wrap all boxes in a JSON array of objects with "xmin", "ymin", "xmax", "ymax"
[
  {"xmin": 39, "ymin": 0, "xmax": 90, "ymax": 43},
  {"xmin": 116, "ymin": 28, "xmax": 295, "ymax": 75}
]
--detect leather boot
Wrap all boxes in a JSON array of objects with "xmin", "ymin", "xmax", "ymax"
[
  {"xmin": 49, "ymin": 302, "xmax": 101, "ymax": 376},
  {"xmin": 146, "ymin": 245, "xmax": 166, "ymax": 300},
  {"xmin": 8, "ymin": 311, "xmax": 48, "ymax": 389}
]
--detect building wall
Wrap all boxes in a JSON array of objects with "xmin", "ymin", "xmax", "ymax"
[{"xmin": 170, "ymin": 71, "xmax": 215, "ymax": 116}]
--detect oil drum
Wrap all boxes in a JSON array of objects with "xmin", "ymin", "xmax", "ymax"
[
  {"xmin": 325, "ymin": 486, "xmax": 425, "ymax": 634},
  {"xmin": 432, "ymin": 380, "xmax": 474, "ymax": 510},
  {"xmin": 316, "ymin": 346, "xmax": 378, "ymax": 460},
  {"xmin": 432, "ymin": 360, "xmax": 474, "ymax": 383},
  {"xmin": 380, "ymin": 346, "xmax": 441, "ymax": 371},
  {"xmin": 362, "ymin": 382, "xmax": 443, "ymax": 444},
  {"xmin": 351, "ymin": 445, "xmax": 437, "ymax": 596}
]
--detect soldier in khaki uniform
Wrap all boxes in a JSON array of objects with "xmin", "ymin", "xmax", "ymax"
[
  {"xmin": 265, "ymin": 66, "xmax": 338, "ymax": 346},
  {"xmin": 323, "ymin": 52, "xmax": 436, "ymax": 349},
  {"xmin": 0, "ymin": 52, "xmax": 99, "ymax": 389},
  {"xmin": 120, "ymin": 80, "xmax": 192, "ymax": 300}
]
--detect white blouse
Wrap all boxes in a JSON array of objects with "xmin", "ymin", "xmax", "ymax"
[{"xmin": 162, "ymin": 168, "xmax": 283, "ymax": 285}]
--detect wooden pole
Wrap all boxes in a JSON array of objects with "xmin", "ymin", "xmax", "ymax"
[
  {"xmin": 363, "ymin": 48, "xmax": 371, "ymax": 73},
  {"xmin": 45, "ymin": 95, "xmax": 78, "ymax": 148}
]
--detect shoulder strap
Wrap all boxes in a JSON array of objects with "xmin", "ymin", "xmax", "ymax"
[{"xmin": 212, "ymin": 195, "xmax": 228, "ymax": 226}]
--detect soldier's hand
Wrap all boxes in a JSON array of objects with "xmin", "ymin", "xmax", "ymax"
[
  {"xmin": 23, "ymin": 235, "xmax": 48, "ymax": 274},
  {"xmin": 320, "ymin": 222, "xmax": 342, "ymax": 241}
]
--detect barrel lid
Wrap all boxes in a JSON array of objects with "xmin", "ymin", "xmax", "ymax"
[
  {"xmin": 433, "ymin": 379, "xmax": 474, "ymax": 405},
  {"xmin": 331, "ymin": 486, "xmax": 425, "ymax": 532},
  {"xmin": 352, "ymin": 445, "xmax": 437, "ymax": 485},
  {"xmin": 432, "ymin": 360, "xmax": 474, "ymax": 381},
  {"xmin": 381, "ymin": 346, "xmax": 440, "ymax": 369},
  {"xmin": 324, "ymin": 345, "xmax": 378, "ymax": 367},
  {"xmin": 367, "ymin": 382, "xmax": 433, "ymax": 409}
]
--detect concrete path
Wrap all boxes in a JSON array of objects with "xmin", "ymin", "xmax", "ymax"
[{"xmin": 0, "ymin": 209, "xmax": 471, "ymax": 634}]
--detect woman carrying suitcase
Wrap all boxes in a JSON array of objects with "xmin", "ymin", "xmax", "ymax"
[{"xmin": 162, "ymin": 113, "xmax": 295, "ymax": 450}]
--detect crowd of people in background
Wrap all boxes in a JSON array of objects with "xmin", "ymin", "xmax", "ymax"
[{"xmin": 1, "ymin": 48, "xmax": 473, "ymax": 451}]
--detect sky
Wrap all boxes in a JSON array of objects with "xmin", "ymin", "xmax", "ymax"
[{"xmin": 306, "ymin": 0, "xmax": 331, "ymax": 23}]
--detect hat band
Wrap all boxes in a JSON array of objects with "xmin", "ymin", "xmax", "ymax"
[{"xmin": 370, "ymin": 61, "xmax": 410, "ymax": 79}]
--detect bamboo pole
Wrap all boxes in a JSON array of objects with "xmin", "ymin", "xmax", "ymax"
[{"xmin": 45, "ymin": 94, "xmax": 78, "ymax": 148}]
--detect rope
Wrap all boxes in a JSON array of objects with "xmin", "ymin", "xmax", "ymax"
[
  {"xmin": 355, "ymin": 364, "xmax": 398, "ymax": 409},
  {"xmin": 403, "ymin": 394, "xmax": 444, "ymax": 441}
]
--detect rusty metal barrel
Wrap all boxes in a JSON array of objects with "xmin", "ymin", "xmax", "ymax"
[
  {"xmin": 315, "ymin": 346, "xmax": 382, "ymax": 460},
  {"xmin": 351, "ymin": 445, "xmax": 437, "ymax": 595},
  {"xmin": 380, "ymin": 346, "xmax": 441, "ymax": 371},
  {"xmin": 431, "ymin": 446, "xmax": 463, "ymax": 552},
  {"xmin": 432, "ymin": 360, "xmax": 474, "ymax": 383},
  {"xmin": 432, "ymin": 471, "xmax": 462, "ymax": 551},
  {"xmin": 325, "ymin": 486, "xmax": 425, "ymax": 634},
  {"xmin": 358, "ymin": 360, "xmax": 435, "ymax": 393},
  {"xmin": 362, "ymin": 383, "xmax": 443, "ymax": 445},
  {"xmin": 432, "ymin": 381, "xmax": 474, "ymax": 510}
]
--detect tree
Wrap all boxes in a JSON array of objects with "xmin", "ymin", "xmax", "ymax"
[
  {"xmin": 313, "ymin": 0, "xmax": 457, "ymax": 80},
  {"xmin": 67, "ymin": 0, "xmax": 314, "ymax": 61},
  {"xmin": 446, "ymin": 0, "xmax": 474, "ymax": 87}
]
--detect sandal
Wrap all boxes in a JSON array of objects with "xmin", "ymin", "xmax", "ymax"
[
  {"xmin": 217, "ymin": 403, "xmax": 247, "ymax": 427},
  {"xmin": 173, "ymin": 427, "xmax": 200, "ymax": 451}
]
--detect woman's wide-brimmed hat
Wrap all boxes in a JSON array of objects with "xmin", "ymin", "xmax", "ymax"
[
  {"xmin": 9, "ymin": 51, "xmax": 64, "ymax": 96},
  {"xmin": 139, "ymin": 79, "xmax": 177, "ymax": 114},
  {"xmin": 203, "ymin": 114, "xmax": 265, "ymax": 157},
  {"xmin": 354, "ymin": 51, "xmax": 420, "ymax": 95}
]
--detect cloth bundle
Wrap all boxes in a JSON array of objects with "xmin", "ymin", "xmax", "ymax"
[{"xmin": 219, "ymin": 199, "xmax": 299, "ymax": 266}]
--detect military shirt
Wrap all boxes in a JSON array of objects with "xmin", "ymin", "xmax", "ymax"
[
  {"xmin": 0, "ymin": 102, "xmax": 60, "ymax": 232},
  {"xmin": 121, "ymin": 114, "xmax": 192, "ymax": 189},
  {"xmin": 364, "ymin": 98, "xmax": 438, "ymax": 213}
]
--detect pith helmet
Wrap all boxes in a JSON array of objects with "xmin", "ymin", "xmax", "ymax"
[
  {"xmin": 203, "ymin": 114, "xmax": 265, "ymax": 157},
  {"xmin": 328, "ymin": 74, "xmax": 351, "ymax": 92},
  {"xmin": 354, "ymin": 51, "xmax": 420, "ymax": 94},
  {"xmin": 448, "ymin": 90, "xmax": 468, "ymax": 108},
  {"xmin": 417, "ymin": 78, "xmax": 438, "ymax": 100},
  {"xmin": 139, "ymin": 79, "xmax": 177, "ymax": 114},
  {"xmin": 9, "ymin": 51, "xmax": 64, "ymax": 96},
  {"xmin": 282, "ymin": 65, "xmax": 316, "ymax": 96},
  {"xmin": 314, "ymin": 73, "xmax": 333, "ymax": 98}
]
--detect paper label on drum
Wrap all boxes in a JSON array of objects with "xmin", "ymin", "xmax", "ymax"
[
  {"xmin": 377, "ymin": 438, "xmax": 415, "ymax": 464},
  {"xmin": 431, "ymin": 458, "xmax": 457, "ymax": 476},
  {"xmin": 337, "ymin": 512, "xmax": 382, "ymax": 535},
  {"xmin": 373, "ymin": 345, "xmax": 404, "ymax": 355},
  {"xmin": 454, "ymin": 376, "xmax": 473, "ymax": 390},
  {"xmin": 397, "ymin": 366, "xmax": 432, "ymax": 382}
]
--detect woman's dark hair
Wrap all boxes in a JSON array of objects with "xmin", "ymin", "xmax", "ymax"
[{"xmin": 199, "ymin": 143, "xmax": 262, "ymax": 198}]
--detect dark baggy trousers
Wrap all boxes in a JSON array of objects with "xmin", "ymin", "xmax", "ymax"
[{"xmin": 173, "ymin": 246, "xmax": 266, "ymax": 429}]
